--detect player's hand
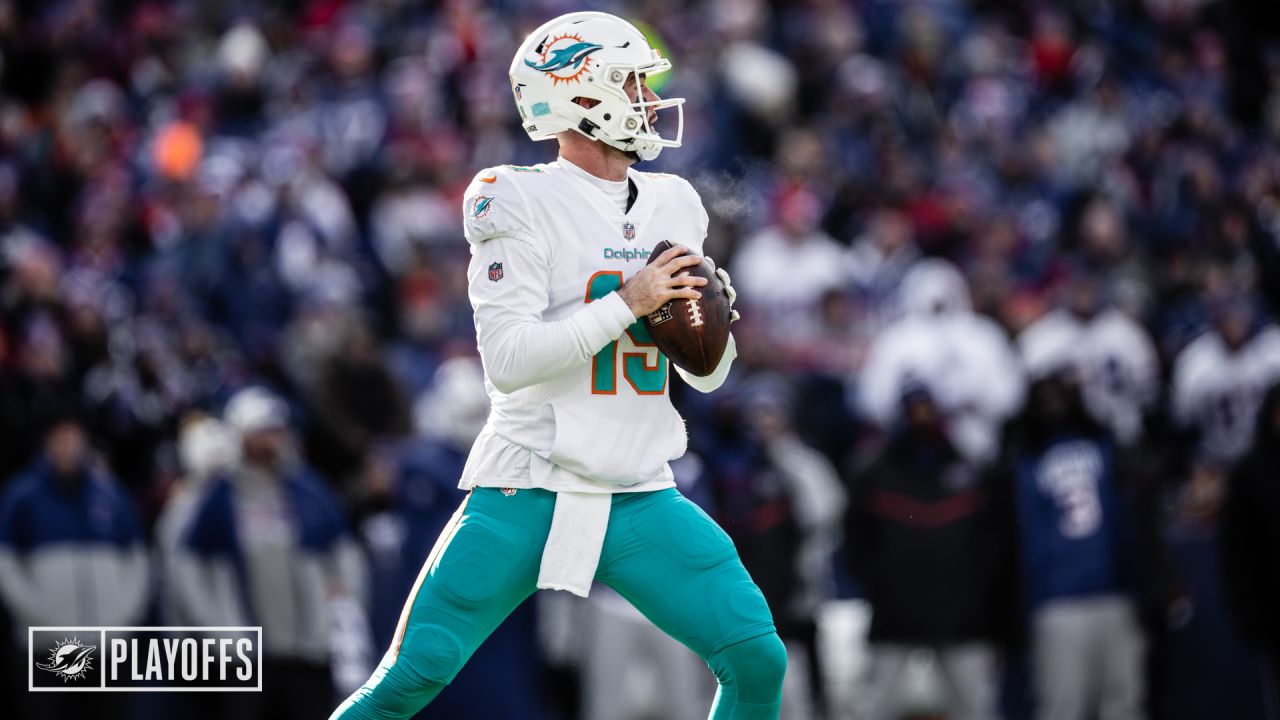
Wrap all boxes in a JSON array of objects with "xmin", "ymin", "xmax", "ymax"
[
  {"xmin": 705, "ymin": 256, "xmax": 741, "ymax": 323},
  {"xmin": 618, "ymin": 244, "xmax": 707, "ymax": 318}
]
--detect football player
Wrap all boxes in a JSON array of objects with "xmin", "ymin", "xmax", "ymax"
[{"xmin": 331, "ymin": 11, "xmax": 786, "ymax": 720}]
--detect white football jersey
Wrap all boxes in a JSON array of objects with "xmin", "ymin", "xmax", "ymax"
[
  {"xmin": 1019, "ymin": 308, "xmax": 1159, "ymax": 444},
  {"xmin": 859, "ymin": 257, "xmax": 1024, "ymax": 463},
  {"xmin": 457, "ymin": 160, "xmax": 713, "ymax": 493},
  {"xmin": 859, "ymin": 311, "xmax": 1026, "ymax": 462},
  {"xmin": 1172, "ymin": 325, "xmax": 1280, "ymax": 462}
]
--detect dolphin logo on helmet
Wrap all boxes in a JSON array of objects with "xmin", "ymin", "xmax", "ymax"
[{"xmin": 525, "ymin": 38, "xmax": 603, "ymax": 81}]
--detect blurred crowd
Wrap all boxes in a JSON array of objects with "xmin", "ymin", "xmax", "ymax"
[{"xmin": 2, "ymin": 0, "xmax": 1280, "ymax": 718}]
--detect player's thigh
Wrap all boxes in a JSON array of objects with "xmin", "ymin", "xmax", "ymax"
[
  {"xmin": 598, "ymin": 489, "xmax": 775, "ymax": 659},
  {"xmin": 393, "ymin": 487, "xmax": 551, "ymax": 682}
]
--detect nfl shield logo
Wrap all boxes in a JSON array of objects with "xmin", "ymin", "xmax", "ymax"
[
  {"xmin": 647, "ymin": 303, "xmax": 674, "ymax": 326},
  {"xmin": 488, "ymin": 262, "xmax": 504, "ymax": 282},
  {"xmin": 623, "ymin": 222, "xmax": 636, "ymax": 240}
]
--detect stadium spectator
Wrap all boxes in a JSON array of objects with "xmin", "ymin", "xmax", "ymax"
[
  {"xmin": 1001, "ymin": 372, "xmax": 1146, "ymax": 720},
  {"xmin": 306, "ymin": 319, "xmax": 411, "ymax": 487},
  {"xmin": 0, "ymin": 416, "xmax": 148, "ymax": 720},
  {"xmin": 174, "ymin": 387, "xmax": 365, "ymax": 720},
  {"xmin": 0, "ymin": 308, "xmax": 80, "ymax": 478},
  {"xmin": 734, "ymin": 186, "xmax": 847, "ymax": 345},
  {"xmin": 859, "ymin": 258, "xmax": 1025, "ymax": 463},
  {"xmin": 1019, "ymin": 276, "xmax": 1160, "ymax": 446},
  {"xmin": 845, "ymin": 205, "xmax": 920, "ymax": 326},
  {"xmin": 845, "ymin": 382, "xmax": 1007, "ymax": 720},
  {"xmin": 156, "ymin": 413, "xmax": 239, "ymax": 626},
  {"xmin": 0, "ymin": 416, "xmax": 149, "ymax": 632},
  {"xmin": 1171, "ymin": 297, "xmax": 1280, "ymax": 464},
  {"xmin": 1160, "ymin": 449, "xmax": 1271, "ymax": 719}
]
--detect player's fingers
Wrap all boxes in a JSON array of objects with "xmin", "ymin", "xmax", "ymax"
[
  {"xmin": 658, "ymin": 254, "xmax": 703, "ymax": 276},
  {"xmin": 654, "ymin": 244, "xmax": 690, "ymax": 265},
  {"xmin": 658, "ymin": 254, "xmax": 702, "ymax": 275},
  {"xmin": 668, "ymin": 274, "xmax": 708, "ymax": 287},
  {"xmin": 658, "ymin": 286, "xmax": 700, "ymax": 302}
]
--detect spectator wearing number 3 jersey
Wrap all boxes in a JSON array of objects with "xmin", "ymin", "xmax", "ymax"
[{"xmin": 999, "ymin": 369, "xmax": 1149, "ymax": 720}]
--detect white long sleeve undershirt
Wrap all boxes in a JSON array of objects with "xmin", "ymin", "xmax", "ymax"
[{"xmin": 470, "ymin": 235, "xmax": 638, "ymax": 394}]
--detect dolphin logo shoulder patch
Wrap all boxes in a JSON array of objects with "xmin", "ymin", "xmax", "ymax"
[{"xmin": 472, "ymin": 195, "xmax": 495, "ymax": 219}]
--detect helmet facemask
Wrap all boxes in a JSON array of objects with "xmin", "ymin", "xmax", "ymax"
[{"xmin": 575, "ymin": 60, "xmax": 684, "ymax": 161}]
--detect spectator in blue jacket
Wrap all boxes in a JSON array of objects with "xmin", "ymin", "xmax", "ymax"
[
  {"xmin": 0, "ymin": 415, "xmax": 148, "ymax": 720},
  {"xmin": 0, "ymin": 415, "xmax": 149, "ymax": 632},
  {"xmin": 1005, "ymin": 371, "xmax": 1146, "ymax": 720}
]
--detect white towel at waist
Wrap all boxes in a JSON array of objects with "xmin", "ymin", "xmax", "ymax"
[{"xmin": 537, "ymin": 491, "xmax": 612, "ymax": 598}]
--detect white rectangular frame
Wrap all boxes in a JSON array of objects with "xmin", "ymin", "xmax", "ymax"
[{"xmin": 28, "ymin": 626, "xmax": 263, "ymax": 692}]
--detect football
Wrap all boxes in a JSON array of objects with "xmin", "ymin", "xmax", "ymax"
[{"xmin": 642, "ymin": 240, "xmax": 733, "ymax": 377}]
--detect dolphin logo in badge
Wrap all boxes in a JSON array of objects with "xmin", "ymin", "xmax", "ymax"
[{"xmin": 37, "ymin": 638, "xmax": 96, "ymax": 681}]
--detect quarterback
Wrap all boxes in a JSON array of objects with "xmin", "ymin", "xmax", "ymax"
[{"xmin": 330, "ymin": 11, "xmax": 787, "ymax": 720}]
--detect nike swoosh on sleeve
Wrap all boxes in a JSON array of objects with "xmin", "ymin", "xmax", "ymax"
[{"xmin": 479, "ymin": 175, "xmax": 497, "ymax": 183}]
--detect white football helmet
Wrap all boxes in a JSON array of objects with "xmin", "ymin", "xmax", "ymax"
[{"xmin": 509, "ymin": 11, "xmax": 684, "ymax": 161}]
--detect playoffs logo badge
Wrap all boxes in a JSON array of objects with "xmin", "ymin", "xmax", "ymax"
[{"xmin": 30, "ymin": 627, "xmax": 260, "ymax": 692}]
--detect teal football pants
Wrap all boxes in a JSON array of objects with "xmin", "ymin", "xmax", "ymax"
[{"xmin": 330, "ymin": 486, "xmax": 786, "ymax": 719}]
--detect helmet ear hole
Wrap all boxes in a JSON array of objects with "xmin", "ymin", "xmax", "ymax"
[{"xmin": 572, "ymin": 97, "xmax": 601, "ymax": 109}]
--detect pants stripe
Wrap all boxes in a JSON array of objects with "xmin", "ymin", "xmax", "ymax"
[{"xmin": 391, "ymin": 492, "xmax": 472, "ymax": 661}]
